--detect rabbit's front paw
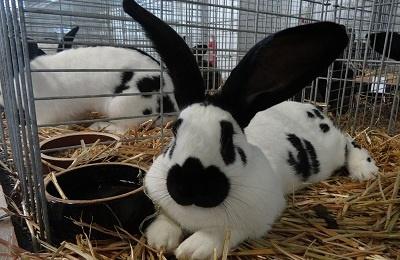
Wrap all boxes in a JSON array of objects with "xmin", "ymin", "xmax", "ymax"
[
  {"xmin": 175, "ymin": 230, "xmax": 224, "ymax": 260},
  {"xmin": 146, "ymin": 214, "xmax": 182, "ymax": 252}
]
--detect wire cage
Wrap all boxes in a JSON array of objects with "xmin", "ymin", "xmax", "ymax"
[{"xmin": 0, "ymin": 0, "xmax": 399, "ymax": 252}]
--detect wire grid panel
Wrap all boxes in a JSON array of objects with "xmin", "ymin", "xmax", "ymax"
[
  {"xmin": 1, "ymin": 0, "xmax": 400, "ymax": 245},
  {"xmin": 0, "ymin": 0, "xmax": 51, "ymax": 248}
]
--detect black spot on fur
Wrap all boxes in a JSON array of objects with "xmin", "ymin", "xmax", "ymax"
[
  {"xmin": 171, "ymin": 118, "xmax": 183, "ymax": 136},
  {"xmin": 287, "ymin": 134, "xmax": 320, "ymax": 180},
  {"xmin": 303, "ymin": 139, "xmax": 320, "ymax": 174},
  {"xmin": 167, "ymin": 119, "xmax": 182, "ymax": 158},
  {"xmin": 313, "ymin": 108, "xmax": 324, "ymax": 119},
  {"xmin": 307, "ymin": 111, "xmax": 315, "ymax": 118},
  {"xmin": 312, "ymin": 204, "xmax": 338, "ymax": 229},
  {"xmin": 168, "ymin": 141, "xmax": 176, "ymax": 159},
  {"xmin": 351, "ymin": 141, "xmax": 361, "ymax": 149},
  {"xmin": 137, "ymin": 76, "xmax": 161, "ymax": 97},
  {"xmin": 156, "ymin": 96, "xmax": 176, "ymax": 113},
  {"xmin": 114, "ymin": 71, "xmax": 134, "ymax": 94},
  {"xmin": 236, "ymin": 147, "xmax": 247, "ymax": 165},
  {"xmin": 142, "ymin": 108, "xmax": 152, "ymax": 115},
  {"xmin": 166, "ymin": 157, "xmax": 230, "ymax": 207},
  {"xmin": 319, "ymin": 123, "xmax": 330, "ymax": 133},
  {"xmin": 220, "ymin": 121, "xmax": 236, "ymax": 165},
  {"xmin": 115, "ymin": 85, "xmax": 129, "ymax": 94}
]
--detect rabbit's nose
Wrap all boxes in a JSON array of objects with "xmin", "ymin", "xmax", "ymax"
[{"xmin": 166, "ymin": 157, "xmax": 230, "ymax": 208}]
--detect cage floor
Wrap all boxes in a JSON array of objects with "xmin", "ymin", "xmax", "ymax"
[{"xmin": 3, "ymin": 121, "xmax": 400, "ymax": 259}]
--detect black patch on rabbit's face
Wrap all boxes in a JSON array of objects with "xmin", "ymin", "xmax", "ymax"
[
  {"xmin": 142, "ymin": 108, "xmax": 152, "ymax": 115},
  {"xmin": 287, "ymin": 134, "xmax": 320, "ymax": 180},
  {"xmin": 236, "ymin": 147, "xmax": 247, "ymax": 165},
  {"xmin": 167, "ymin": 119, "xmax": 183, "ymax": 158},
  {"xmin": 114, "ymin": 71, "xmax": 134, "ymax": 94},
  {"xmin": 351, "ymin": 141, "xmax": 361, "ymax": 149},
  {"xmin": 171, "ymin": 118, "xmax": 183, "ymax": 136},
  {"xmin": 168, "ymin": 141, "xmax": 177, "ymax": 159},
  {"xmin": 137, "ymin": 76, "xmax": 161, "ymax": 98},
  {"xmin": 220, "ymin": 121, "xmax": 236, "ymax": 165},
  {"xmin": 156, "ymin": 96, "xmax": 176, "ymax": 113},
  {"xmin": 319, "ymin": 123, "xmax": 330, "ymax": 133},
  {"xmin": 307, "ymin": 111, "xmax": 315, "ymax": 118},
  {"xmin": 219, "ymin": 120, "xmax": 247, "ymax": 165},
  {"xmin": 313, "ymin": 108, "xmax": 324, "ymax": 119},
  {"xmin": 166, "ymin": 157, "xmax": 230, "ymax": 207}
]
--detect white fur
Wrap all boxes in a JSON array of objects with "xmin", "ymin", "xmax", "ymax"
[
  {"xmin": 346, "ymin": 139, "xmax": 378, "ymax": 180},
  {"xmin": 144, "ymin": 101, "xmax": 378, "ymax": 259},
  {"xmin": 0, "ymin": 46, "xmax": 178, "ymax": 133}
]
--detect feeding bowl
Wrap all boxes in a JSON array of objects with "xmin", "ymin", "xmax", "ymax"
[
  {"xmin": 44, "ymin": 162, "xmax": 155, "ymax": 244},
  {"xmin": 40, "ymin": 131, "xmax": 121, "ymax": 174}
]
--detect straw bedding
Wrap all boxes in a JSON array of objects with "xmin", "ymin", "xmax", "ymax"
[{"xmin": 2, "ymin": 119, "xmax": 400, "ymax": 260}]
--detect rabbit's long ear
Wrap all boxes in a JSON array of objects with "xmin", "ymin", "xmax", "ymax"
[
  {"xmin": 27, "ymin": 39, "xmax": 46, "ymax": 60},
  {"xmin": 57, "ymin": 26, "xmax": 80, "ymax": 52},
  {"xmin": 369, "ymin": 32, "xmax": 400, "ymax": 61},
  {"xmin": 123, "ymin": 0, "xmax": 205, "ymax": 109},
  {"xmin": 211, "ymin": 22, "xmax": 349, "ymax": 128}
]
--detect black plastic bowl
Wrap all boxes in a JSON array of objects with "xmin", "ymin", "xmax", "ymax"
[{"xmin": 44, "ymin": 163, "xmax": 155, "ymax": 244}]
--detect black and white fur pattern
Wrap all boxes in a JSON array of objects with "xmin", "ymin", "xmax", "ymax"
[
  {"xmin": 123, "ymin": 1, "xmax": 378, "ymax": 258},
  {"xmin": 0, "ymin": 28, "xmax": 177, "ymax": 133}
]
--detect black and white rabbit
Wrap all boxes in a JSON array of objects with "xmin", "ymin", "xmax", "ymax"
[
  {"xmin": 123, "ymin": 0, "xmax": 378, "ymax": 258},
  {"xmin": 192, "ymin": 44, "xmax": 222, "ymax": 90},
  {"xmin": 0, "ymin": 27, "xmax": 177, "ymax": 133}
]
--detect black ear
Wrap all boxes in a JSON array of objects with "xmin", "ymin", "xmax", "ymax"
[
  {"xmin": 123, "ymin": 0, "xmax": 205, "ymax": 109},
  {"xmin": 27, "ymin": 38, "xmax": 46, "ymax": 60},
  {"xmin": 57, "ymin": 26, "xmax": 80, "ymax": 52},
  {"xmin": 368, "ymin": 31, "xmax": 400, "ymax": 61},
  {"xmin": 210, "ymin": 22, "xmax": 349, "ymax": 128}
]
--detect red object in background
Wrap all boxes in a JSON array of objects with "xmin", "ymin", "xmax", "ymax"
[{"xmin": 208, "ymin": 35, "xmax": 217, "ymax": 66}]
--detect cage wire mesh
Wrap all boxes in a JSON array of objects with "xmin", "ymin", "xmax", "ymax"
[{"xmin": 0, "ymin": 0, "xmax": 399, "ymax": 248}]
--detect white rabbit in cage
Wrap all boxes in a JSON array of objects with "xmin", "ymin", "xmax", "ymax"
[
  {"xmin": 0, "ymin": 26, "xmax": 178, "ymax": 134},
  {"xmin": 123, "ymin": 0, "xmax": 379, "ymax": 259}
]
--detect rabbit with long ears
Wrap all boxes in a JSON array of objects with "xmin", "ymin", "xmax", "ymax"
[
  {"xmin": 123, "ymin": 0, "xmax": 378, "ymax": 258},
  {"xmin": 0, "ymin": 26, "xmax": 178, "ymax": 133}
]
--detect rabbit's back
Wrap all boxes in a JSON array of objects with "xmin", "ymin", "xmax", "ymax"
[
  {"xmin": 29, "ymin": 46, "xmax": 175, "ymax": 126},
  {"xmin": 245, "ymin": 101, "xmax": 347, "ymax": 193}
]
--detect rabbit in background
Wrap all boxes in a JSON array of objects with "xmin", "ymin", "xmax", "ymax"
[
  {"xmin": 123, "ymin": 0, "xmax": 378, "ymax": 259},
  {"xmin": 0, "ymin": 26, "xmax": 178, "ymax": 134}
]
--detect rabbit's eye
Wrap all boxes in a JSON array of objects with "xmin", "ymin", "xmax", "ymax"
[
  {"xmin": 172, "ymin": 118, "xmax": 183, "ymax": 137},
  {"xmin": 367, "ymin": 157, "xmax": 372, "ymax": 162}
]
